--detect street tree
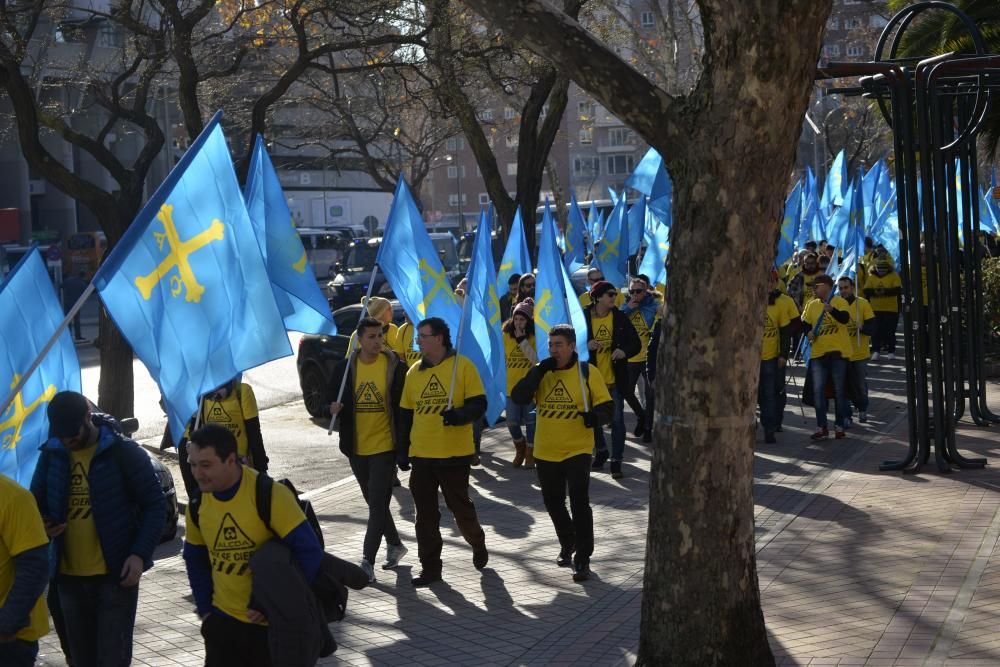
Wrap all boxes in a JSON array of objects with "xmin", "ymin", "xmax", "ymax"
[{"xmin": 459, "ymin": 1, "xmax": 832, "ymax": 664}]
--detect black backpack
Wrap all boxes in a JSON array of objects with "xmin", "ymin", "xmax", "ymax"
[{"xmin": 189, "ymin": 473, "xmax": 324, "ymax": 549}]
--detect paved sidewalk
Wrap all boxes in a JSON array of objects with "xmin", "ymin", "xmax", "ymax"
[{"xmin": 34, "ymin": 359, "xmax": 1000, "ymax": 666}]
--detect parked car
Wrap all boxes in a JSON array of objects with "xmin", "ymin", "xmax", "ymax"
[{"xmin": 296, "ymin": 300, "xmax": 408, "ymax": 418}]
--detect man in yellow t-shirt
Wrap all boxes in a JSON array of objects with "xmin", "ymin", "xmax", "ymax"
[
  {"xmin": 328, "ymin": 317, "xmax": 409, "ymax": 582},
  {"xmin": 0, "ymin": 474, "xmax": 49, "ymax": 666},
  {"xmin": 620, "ymin": 276, "xmax": 658, "ymax": 444},
  {"xmin": 511, "ymin": 324, "xmax": 613, "ymax": 583},
  {"xmin": 838, "ymin": 276, "xmax": 877, "ymax": 425},
  {"xmin": 760, "ymin": 270, "xmax": 797, "ymax": 444},
  {"xmin": 183, "ymin": 424, "xmax": 324, "ymax": 666},
  {"xmin": 398, "ymin": 317, "xmax": 488, "ymax": 587},
  {"xmin": 861, "ymin": 254, "xmax": 902, "ymax": 360},
  {"xmin": 394, "ymin": 320, "xmax": 425, "ymax": 368},
  {"xmin": 802, "ymin": 275, "xmax": 853, "ymax": 440}
]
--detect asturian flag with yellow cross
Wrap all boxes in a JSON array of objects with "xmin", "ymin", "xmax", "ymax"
[
  {"xmin": 0, "ymin": 247, "xmax": 81, "ymax": 485},
  {"xmin": 93, "ymin": 112, "xmax": 291, "ymax": 445}
]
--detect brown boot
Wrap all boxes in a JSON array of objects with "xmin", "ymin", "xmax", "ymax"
[
  {"xmin": 512, "ymin": 438, "xmax": 526, "ymax": 467},
  {"xmin": 523, "ymin": 445, "xmax": 535, "ymax": 469}
]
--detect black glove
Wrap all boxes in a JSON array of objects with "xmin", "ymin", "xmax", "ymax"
[
  {"xmin": 538, "ymin": 357, "xmax": 558, "ymax": 374},
  {"xmin": 578, "ymin": 411, "xmax": 596, "ymax": 428},
  {"xmin": 441, "ymin": 408, "xmax": 465, "ymax": 426},
  {"xmin": 396, "ymin": 453, "xmax": 410, "ymax": 472}
]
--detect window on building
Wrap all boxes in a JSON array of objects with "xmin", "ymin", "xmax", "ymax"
[
  {"xmin": 448, "ymin": 194, "xmax": 468, "ymax": 207},
  {"xmin": 827, "ymin": 18, "xmax": 839, "ymax": 30},
  {"xmin": 98, "ymin": 22, "xmax": 123, "ymax": 48},
  {"xmin": 477, "ymin": 108, "xmax": 494, "ymax": 122},
  {"xmin": 579, "ymin": 128, "xmax": 593, "ymax": 145},
  {"xmin": 845, "ymin": 17, "xmax": 863, "ymax": 29},
  {"xmin": 823, "ymin": 44, "xmax": 841, "ymax": 58},
  {"xmin": 577, "ymin": 101, "xmax": 593, "ymax": 117},
  {"xmin": 608, "ymin": 127, "xmax": 634, "ymax": 146},
  {"xmin": 574, "ymin": 157, "xmax": 600, "ymax": 176},
  {"xmin": 447, "ymin": 165, "xmax": 466, "ymax": 179},
  {"xmin": 479, "ymin": 193, "xmax": 490, "ymax": 205},
  {"xmin": 507, "ymin": 162, "xmax": 518, "ymax": 176},
  {"xmin": 607, "ymin": 155, "xmax": 635, "ymax": 175},
  {"xmin": 504, "ymin": 106, "xmax": 517, "ymax": 120},
  {"xmin": 446, "ymin": 136, "xmax": 465, "ymax": 151},
  {"xmin": 847, "ymin": 45, "xmax": 864, "ymax": 57},
  {"xmin": 640, "ymin": 11, "xmax": 655, "ymax": 27}
]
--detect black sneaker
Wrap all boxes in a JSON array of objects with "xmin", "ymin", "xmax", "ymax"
[
  {"xmin": 471, "ymin": 455, "xmax": 481, "ymax": 466},
  {"xmin": 572, "ymin": 562, "xmax": 591, "ymax": 582},
  {"xmin": 591, "ymin": 449, "xmax": 609, "ymax": 469},
  {"xmin": 411, "ymin": 572, "xmax": 442, "ymax": 587},
  {"xmin": 556, "ymin": 548, "xmax": 574, "ymax": 567},
  {"xmin": 473, "ymin": 547, "xmax": 489, "ymax": 570},
  {"xmin": 764, "ymin": 432, "xmax": 776, "ymax": 444},
  {"xmin": 633, "ymin": 422, "xmax": 645, "ymax": 438},
  {"xmin": 610, "ymin": 461, "xmax": 623, "ymax": 480},
  {"xmin": 641, "ymin": 430, "xmax": 652, "ymax": 444}
]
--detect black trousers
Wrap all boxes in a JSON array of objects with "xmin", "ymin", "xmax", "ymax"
[
  {"xmin": 409, "ymin": 463, "xmax": 486, "ymax": 575},
  {"xmin": 202, "ymin": 612, "xmax": 271, "ymax": 667},
  {"xmin": 621, "ymin": 362, "xmax": 648, "ymax": 425},
  {"xmin": 535, "ymin": 454, "xmax": 594, "ymax": 566},
  {"xmin": 349, "ymin": 451, "xmax": 402, "ymax": 564},
  {"xmin": 873, "ymin": 310, "xmax": 899, "ymax": 354}
]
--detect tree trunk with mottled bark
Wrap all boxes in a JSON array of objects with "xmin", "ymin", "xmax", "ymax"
[{"xmin": 458, "ymin": 1, "xmax": 832, "ymax": 664}]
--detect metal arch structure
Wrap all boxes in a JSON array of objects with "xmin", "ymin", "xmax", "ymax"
[{"xmin": 816, "ymin": 1, "xmax": 1000, "ymax": 474}]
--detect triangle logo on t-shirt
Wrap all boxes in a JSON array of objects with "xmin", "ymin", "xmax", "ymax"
[
  {"xmin": 355, "ymin": 381, "xmax": 384, "ymax": 412},
  {"xmin": 544, "ymin": 379, "xmax": 576, "ymax": 405},
  {"xmin": 69, "ymin": 462, "xmax": 87, "ymax": 495},
  {"xmin": 207, "ymin": 402, "xmax": 232, "ymax": 424},
  {"xmin": 420, "ymin": 373, "xmax": 448, "ymax": 399},
  {"xmin": 213, "ymin": 513, "xmax": 256, "ymax": 552}
]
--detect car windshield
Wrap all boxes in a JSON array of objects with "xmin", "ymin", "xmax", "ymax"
[
  {"xmin": 456, "ymin": 237, "xmax": 474, "ymax": 261},
  {"xmin": 432, "ymin": 238, "xmax": 458, "ymax": 270},
  {"xmin": 343, "ymin": 244, "xmax": 378, "ymax": 272}
]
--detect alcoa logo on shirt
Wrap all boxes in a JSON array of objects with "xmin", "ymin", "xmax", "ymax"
[
  {"xmin": 354, "ymin": 382, "xmax": 385, "ymax": 413},
  {"xmin": 415, "ymin": 374, "xmax": 448, "ymax": 415},
  {"xmin": 538, "ymin": 379, "xmax": 578, "ymax": 420},
  {"xmin": 211, "ymin": 513, "xmax": 256, "ymax": 577}
]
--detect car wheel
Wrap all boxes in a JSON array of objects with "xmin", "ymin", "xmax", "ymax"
[{"xmin": 301, "ymin": 364, "xmax": 328, "ymax": 418}]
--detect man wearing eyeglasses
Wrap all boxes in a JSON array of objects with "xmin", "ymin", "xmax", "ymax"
[
  {"xmin": 620, "ymin": 277, "xmax": 659, "ymax": 444},
  {"xmin": 583, "ymin": 281, "xmax": 641, "ymax": 479}
]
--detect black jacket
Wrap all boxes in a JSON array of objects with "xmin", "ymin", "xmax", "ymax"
[
  {"xmin": 646, "ymin": 319, "xmax": 662, "ymax": 383},
  {"xmin": 511, "ymin": 355, "xmax": 615, "ymax": 427},
  {"xmin": 583, "ymin": 305, "xmax": 642, "ymax": 388},
  {"xmin": 326, "ymin": 350, "xmax": 406, "ymax": 459}
]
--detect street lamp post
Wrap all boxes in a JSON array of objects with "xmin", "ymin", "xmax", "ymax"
[{"xmin": 456, "ymin": 158, "xmax": 465, "ymax": 232}]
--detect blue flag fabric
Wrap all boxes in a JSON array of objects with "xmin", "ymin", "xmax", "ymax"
[
  {"xmin": 776, "ymin": 182, "xmax": 802, "ymax": 267},
  {"xmin": 627, "ymin": 147, "xmax": 672, "ymax": 221},
  {"xmin": 535, "ymin": 209, "xmax": 588, "ymax": 363},
  {"xmin": 460, "ymin": 216, "xmax": 506, "ymax": 425},
  {"xmin": 638, "ymin": 220, "xmax": 669, "ymax": 290},
  {"xmin": 93, "ymin": 113, "xmax": 292, "ymax": 445},
  {"xmin": 244, "ymin": 136, "xmax": 336, "ymax": 336},
  {"xmin": 821, "ymin": 149, "xmax": 848, "ymax": 214},
  {"xmin": 0, "ymin": 248, "xmax": 82, "ymax": 486},
  {"xmin": 496, "ymin": 207, "xmax": 532, "ymax": 296},
  {"xmin": 377, "ymin": 178, "xmax": 463, "ymax": 331},
  {"xmin": 626, "ymin": 196, "xmax": 646, "ymax": 257},
  {"xmin": 844, "ymin": 169, "xmax": 867, "ymax": 262},
  {"xmin": 564, "ymin": 193, "xmax": 587, "ymax": 273},
  {"xmin": 595, "ymin": 196, "xmax": 628, "ymax": 287}
]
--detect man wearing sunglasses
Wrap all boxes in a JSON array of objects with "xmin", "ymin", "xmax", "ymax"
[
  {"xmin": 620, "ymin": 277, "xmax": 659, "ymax": 444},
  {"xmin": 578, "ymin": 268, "xmax": 625, "ymax": 308}
]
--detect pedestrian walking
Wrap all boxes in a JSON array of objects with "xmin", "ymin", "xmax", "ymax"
[
  {"xmin": 760, "ymin": 270, "xmax": 797, "ymax": 443},
  {"xmin": 511, "ymin": 324, "xmax": 613, "ymax": 583},
  {"xmin": 802, "ymin": 275, "xmax": 853, "ymax": 440},
  {"xmin": 620, "ymin": 276, "xmax": 659, "ymax": 443},
  {"xmin": 862, "ymin": 252, "xmax": 902, "ymax": 360},
  {"xmin": 838, "ymin": 276, "xmax": 876, "ymax": 424},
  {"xmin": 397, "ymin": 317, "xmax": 488, "ymax": 587},
  {"xmin": 328, "ymin": 317, "xmax": 409, "ymax": 583},
  {"xmin": 502, "ymin": 299, "xmax": 538, "ymax": 468}
]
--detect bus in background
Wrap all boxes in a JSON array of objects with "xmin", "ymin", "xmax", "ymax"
[{"xmin": 63, "ymin": 231, "xmax": 106, "ymax": 280}]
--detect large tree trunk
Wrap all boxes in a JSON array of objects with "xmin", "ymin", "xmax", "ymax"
[{"xmin": 457, "ymin": 1, "xmax": 832, "ymax": 664}]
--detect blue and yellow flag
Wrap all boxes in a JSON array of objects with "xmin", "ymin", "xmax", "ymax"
[
  {"xmin": 586, "ymin": 205, "xmax": 600, "ymax": 253},
  {"xmin": 626, "ymin": 196, "xmax": 646, "ymax": 257},
  {"xmin": 564, "ymin": 193, "xmax": 587, "ymax": 273},
  {"xmin": 821, "ymin": 149, "xmax": 848, "ymax": 214},
  {"xmin": 0, "ymin": 248, "xmax": 82, "ymax": 485},
  {"xmin": 535, "ymin": 208, "xmax": 588, "ymax": 363},
  {"xmin": 377, "ymin": 177, "xmax": 463, "ymax": 330},
  {"xmin": 93, "ymin": 113, "xmax": 292, "ymax": 444},
  {"xmin": 459, "ymin": 214, "xmax": 506, "ymax": 425},
  {"xmin": 776, "ymin": 182, "xmax": 802, "ymax": 267},
  {"xmin": 496, "ymin": 206, "xmax": 532, "ymax": 296},
  {"xmin": 627, "ymin": 147, "xmax": 672, "ymax": 222},
  {"xmin": 638, "ymin": 220, "xmax": 669, "ymax": 291},
  {"xmin": 595, "ymin": 195, "xmax": 628, "ymax": 287},
  {"xmin": 244, "ymin": 136, "xmax": 336, "ymax": 335}
]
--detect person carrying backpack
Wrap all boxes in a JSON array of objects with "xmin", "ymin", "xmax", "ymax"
[
  {"xmin": 183, "ymin": 424, "xmax": 325, "ymax": 667},
  {"xmin": 31, "ymin": 391, "xmax": 166, "ymax": 667}
]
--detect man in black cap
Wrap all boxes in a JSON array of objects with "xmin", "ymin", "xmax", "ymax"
[
  {"xmin": 498, "ymin": 273, "xmax": 521, "ymax": 323},
  {"xmin": 31, "ymin": 391, "xmax": 165, "ymax": 667}
]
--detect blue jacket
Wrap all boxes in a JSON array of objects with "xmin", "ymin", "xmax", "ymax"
[{"xmin": 31, "ymin": 426, "xmax": 166, "ymax": 580}]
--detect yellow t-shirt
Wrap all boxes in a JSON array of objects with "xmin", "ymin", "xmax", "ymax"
[
  {"xmin": 865, "ymin": 271, "xmax": 902, "ymax": 313},
  {"xmin": 590, "ymin": 311, "xmax": 615, "ymax": 386},
  {"xmin": 579, "ymin": 291, "xmax": 626, "ymax": 308},
  {"xmin": 625, "ymin": 309, "xmax": 654, "ymax": 363},
  {"xmin": 777, "ymin": 293, "xmax": 799, "ymax": 324},
  {"xmin": 533, "ymin": 363, "xmax": 613, "ymax": 462},
  {"xmin": 60, "ymin": 444, "xmax": 108, "ymax": 576},
  {"xmin": 348, "ymin": 323, "xmax": 402, "ymax": 358},
  {"xmin": 761, "ymin": 299, "xmax": 793, "ymax": 361},
  {"xmin": 504, "ymin": 334, "xmax": 535, "ymax": 394},
  {"xmin": 0, "ymin": 475, "xmax": 49, "ymax": 641},
  {"xmin": 353, "ymin": 354, "xmax": 393, "ymax": 456},
  {"xmin": 184, "ymin": 468, "xmax": 306, "ymax": 624},
  {"xmin": 393, "ymin": 323, "xmax": 423, "ymax": 368},
  {"xmin": 798, "ymin": 271, "xmax": 822, "ymax": 305},
  {"xmin": 802, "ymin": 296, "xmax": 853, "ymax": 359},
  {"xmin": 845, "ymin": 297, "xmax": 876, "ymax": 361},
  {"xmin": 189, "ymin": 383, "xmax": 259, "ymax": 460},
  {"xmin": 400, "ymin": 354, "xmax": 485, "ymax": 459}
]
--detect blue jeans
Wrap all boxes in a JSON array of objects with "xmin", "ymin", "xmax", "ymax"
[
  {"xmin": 57, "ymin": 574, "xmax": 140, "ymax": 667},
  {"xmin": 848, "ymin": 359, "xmax": 869, "ymax": 413},
  {"xmin": 811, "ymin": 356, "xmax": 849, "ymax": 430},
  {"xmin": 594, "ymin": 386, "xmax": 626, "ymax": 461},
  {"xmin": 0, "ymin": 639, "xmax": 38, "ymax": 667},
  {"xmin": 758, "ymin": 359, "xmax": 780, "ymax": 435},
  {"xmin": 505, "ymin": 397, "xmax": 536, "ymax": 443}
]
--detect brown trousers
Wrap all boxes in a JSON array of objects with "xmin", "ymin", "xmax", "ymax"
[{"xmin": 409, "ymin": 463, "xmax": 486, "ymax": 574}]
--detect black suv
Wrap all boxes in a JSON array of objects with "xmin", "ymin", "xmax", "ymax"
[{"xmin": 296, "ymin": 300, "xmax": 408, "ymax": 418}]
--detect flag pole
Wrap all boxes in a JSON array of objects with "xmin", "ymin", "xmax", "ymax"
[
  {"xmin": 447, "ymin": 268, "xmax": 472, "ymax": 412},
  {"xmin": 328, "ymin": 265, "xmax": 380, "ymax": 435},
  {"xmin": 0, "ymin": 282, "xmax": 95, "ymax": 420},
  {"xmin": 563, "ymin": 292, "xmax": 590, "ymax": 412}
]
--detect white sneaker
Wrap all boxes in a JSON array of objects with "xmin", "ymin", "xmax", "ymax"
[
  {"xmin": 871, "ymin": 352, "xmax": 880, "ymax": 361},
  {"xmin": 887, "ymin": 353, "xmax": 895, "ymax": 361},
  {"xmin": 382, "ymin": 543, "xmax": 408, "ymax": 570},
  {"xmin": 360, "ymin": 558, "xmax": 376, "ymax": 583}
]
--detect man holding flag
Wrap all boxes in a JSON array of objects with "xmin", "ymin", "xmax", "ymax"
[{"xmin": 802, "ymin": 275, "xmax": 853, "ymax": 440}]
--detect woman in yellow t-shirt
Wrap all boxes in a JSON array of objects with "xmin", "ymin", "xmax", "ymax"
[
  {"xmin": 502, "ymin": 299, "xmax": 538, "ymax": 468},
  {"xmin": 348, "ymin": 296, "xmax": 404, "ymax": 359}
]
